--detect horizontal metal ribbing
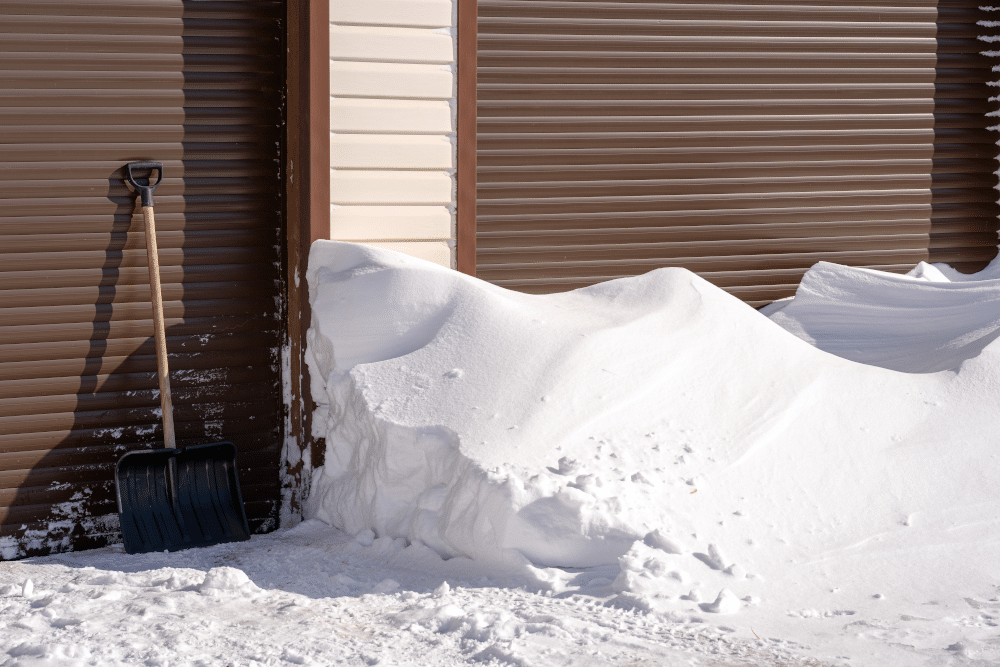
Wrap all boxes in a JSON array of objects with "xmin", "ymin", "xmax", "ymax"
[
  {"xmin": 0, "ymin": 247, "xmax": 276, "ymax": 273},
  {"xmin": 2, "ymin": 382, "xmax": 280, "ymax": 421},
  {"xmin": 475, "ymin": 247, "xmax": 998, "ymax": 279},
  {"xmin": 0, "ymin": 280, "xmax": 276, "ymax": 310},
  {"xmin": 0, "ymin": 109, "xmax": 281, "ymax": 126},
  {"xmin": 0, "ymin": 72, "xmax": 279, "ymax": 92},
  {"xmin": 0, "ymin": 229, "xmax": 276, "ymax": 253},
  {"xmin": 0, "ymin": 124, "xmax": 279, "ymax": 142},
  {"xmin": 477, "ymin": 0, "xmax": 1000, "ymax": 298},
  {"xmin": 477, "ymin": 174, "xmax": 999, "ymax": 196},
  {"xmin": 0, "ymin": 397, "xmax": 280, "ymax": 439},
  {"xmin": 479, "ymin": 1, "xmax": 960, "ymax": 17},
  {"xmin": 0, "ymin": 263, "xmax": 278, "ymax": 292},
  {"xmin": 2, "ymin": 1, "xmax": 282, "ymax": 19},
  {"xmin": 478, "ymin": 158, "xmax": 1000, "ymax": 179},
  {"xmin": 479, "ymin": 22, "xmax": 981, "ymax": 41},
  {"xmin": 477, "ymin": 82, "xmax": 995, "ymax": 101},
  {"xmin": 0, "ymin": 90, "xmax": 278, "ymax": 108},
  {"xmin": 0, "ymin": 420, "xmax": 282, "ymax": 463},
  {"xmin": 0, "ymin": 332, "xmax": 279, "ymax": 380},
  {"xmin": 0, "ymin": 16, "xmax": 280, "ymax": 38},
  {"xmin": 0, "ymin": 365, "xmax": 277, "ymax": 402},
  {"xmin": 0, "ymin": 345, "xmax": 279, "ymax": 384},
  {"xmin": 0, "ymin": 35, "xmax": 277, "ymax": 56},
  {"xmin": 0, "ymin": 162, "xmax": 277, "ymax": 181},
  {"xmin": 478, "ymin": 100, "xmax": 995, "ymax": 116},
  {"xmin": 2, "ymin": 297, "xmax": 278, "ymax": 328},
  {"xmin": 475, "ymin": 232, "xmax": 1000, "ymax": 262},
  {"xmin": 477, "ymin": 115, "xmax": 995, "ymax": 131},
  {"xmin": 477, "ymin": 129, "xmax": 998, "ymax": 147},
  {"xmin": 0, "ymin": 144, "xmax": 278, "ymax": 162},
  {"xmin": 477, "ymin": 36, "xmax": 985, "ymax": 55},
  {"xmin": 478, "ymin": 205, "xmax": 997, "ymax": 228},
  {"xmin": 479, "ymin": 68, "xmax": 989, "ymax": 85},
  {"xmin": 476, "ymin": 190, "xmax": 997, "ymax": 213},
  {"xmin": 2, "ymin": 53, "xmax": 279, "ymax": 73},
  {"xmin": 478, "ymin": 53, "xmax": 992, "ymax": 68},
  {"xmin": 476, "ymin": 145, "xmax": 991, "ymax": 163},
  {"xmin": 477, "ymin": 221, "xmax": 999, "ymax": 245},
  {"xmin": 0, "ymin": 0, "xmax": 284, "ymax": 550}
]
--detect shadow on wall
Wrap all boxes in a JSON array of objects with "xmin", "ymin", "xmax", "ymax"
[
  {"xmin": 928, "ymin": 12, "xmax": 1000, "ymax": 272},
  {"xmin": 928, "ymin": 91, "xmax": 1000, "ymax": 273},
  {"xmin": 0, "ymin": 4, "xmax": 286, "ymax": 560}
]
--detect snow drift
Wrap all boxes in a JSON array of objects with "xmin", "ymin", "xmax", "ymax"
[
  {"xmin": 305, "ymin": 241, "xmax": 1000, "ymax": 616},
  {"xmin": 766, "ymin": 260, "xmax": 1000, "ymax": 372}
]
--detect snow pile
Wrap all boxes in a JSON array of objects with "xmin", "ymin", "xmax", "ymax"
[
  {"xmin": 199, "ymin": 566, "xmax": 262, "ymax": 596},
  {"xmin": 3, "ymin": 244, "xmax": 1000, "ymax": 667},
  {"xmin": 305, "ymin": 241, "xmax": 1000, "ymax": 626},
  {"xmin": 766, "ymin": 260, "xmax": 1000, "ymax": 372},
  {"xmin": 305, "ymin": 240, "xmax": 819, "ymax": 570}
]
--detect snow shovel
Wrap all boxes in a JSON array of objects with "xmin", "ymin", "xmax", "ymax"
[{"xmin": 114, "ymin": 161, "xmax": 251, "ymax": 554}]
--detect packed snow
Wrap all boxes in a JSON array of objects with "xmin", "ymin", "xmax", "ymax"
[{"xmin": 3, "ymin": 241, "xmax": 1000, "ymax": 666}]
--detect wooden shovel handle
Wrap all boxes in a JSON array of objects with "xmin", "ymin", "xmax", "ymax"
[{"xmin": 142, "ymin": 204, "xmax": 176, "ymax": 449}]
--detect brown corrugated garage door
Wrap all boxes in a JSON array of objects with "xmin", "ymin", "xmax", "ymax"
[
  {"xmin": 0, "ymin": 0, "xmax": 285, "ymax": 557},
  {"xmin": 475, "ymin": 0, "xmax": 1000, "ymax": 305}
]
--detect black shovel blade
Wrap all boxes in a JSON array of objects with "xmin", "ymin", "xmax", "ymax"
[
  {"xmin": 115, "ymin": 448, "xmax": 184, "ymax": 554},
  {"xmin": 115, "ymin": 441, "xmax": 250, "ymax": 554}
]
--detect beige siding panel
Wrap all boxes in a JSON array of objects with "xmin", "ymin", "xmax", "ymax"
[
  {"xmin": 331, "ymin": 170, "xmax": 453, "ymax": 204},
  {"xmin": 359, "ymin": 240, "xmax": 454, "ymax": 268},
  {"xmin": 330, "ymin": 25, "xmax": 453, "ymax": 64},
  {"xmin": 331, "ymin": 134, "xmax": 454, "ymax": 169},
  {"xmin": 331, "ymin": 205, "xmax": 452, "ymax": 240},
  {"xmin": 330, "ymin": 61, "xmax": 453, "ymax": 99},
  {"xmin": 330, "ymin": 0, "xmax": 453, "ymax": 28},
  {"xmin": 331, "ymin": 98, "xmax": 453, "ymax": 134},
  {"xmin": 328, "ymin": 0, "xmax": 458, "ymax": 260}
]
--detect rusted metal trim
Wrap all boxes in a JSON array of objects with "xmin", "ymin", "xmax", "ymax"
[
  {"xmin": 457, "ymin": 0, "xmax": 478, "ymax": 276},
  {"xmin": 283, "ymin": 0, "xmax": 329, "ymax": 523}
]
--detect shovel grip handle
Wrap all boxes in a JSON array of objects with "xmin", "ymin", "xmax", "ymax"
[{"xmin": 125, "ymin": 161, "xmax": 163, "ymax": 208}]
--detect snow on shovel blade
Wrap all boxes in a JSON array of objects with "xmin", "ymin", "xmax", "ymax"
[{"xmin": 115, "ymin": 442, "xmax": 250, "ymax": 554}]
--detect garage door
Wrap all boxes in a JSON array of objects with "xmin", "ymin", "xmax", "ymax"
[
  {"xmin": 476, "ymin": 0, "xmax": 1000, "ymax": 305},
  {"xmin": 0, "ymin": 0, "xmax": 285, "ymax": 557}
]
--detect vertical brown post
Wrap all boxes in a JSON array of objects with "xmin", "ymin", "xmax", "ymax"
[
  {"xmin": 285, "ymin": 0, "xmax": 330, "ymax": 519},
  {"xmin": 456, "ymin": 0, "xmax": 477, "ymax": 275}
]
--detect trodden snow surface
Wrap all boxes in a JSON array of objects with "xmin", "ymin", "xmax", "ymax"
[{"xmin": 2, "ymin": 241, "xmax": 1000, "ymax": 666}]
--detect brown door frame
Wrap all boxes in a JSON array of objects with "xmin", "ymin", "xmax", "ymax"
[
  {"xmin": 456, "ymin": 0, "xmax": 477, "ymax": 276},
  {"xmin": 284, "ymin": 0, "xmax": 330, "ymax": 517}
]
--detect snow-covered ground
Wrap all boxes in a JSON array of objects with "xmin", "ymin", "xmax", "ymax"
[
  {"xmin": 0, "ymin": 520, "xmax": 838, "ymax": 667},
  {"xmin": 3, "ymin": 242, "xmax": 1000, "ymax": 666}
]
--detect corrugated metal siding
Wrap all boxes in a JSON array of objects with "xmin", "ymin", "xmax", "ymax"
[
  {"xmin": 476, "ymin": 0, "xmax": 1000, "ymax": 305},
  {"xmin": 0, "ymin": 0, "xmax": 285, "ymax": 557}
]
